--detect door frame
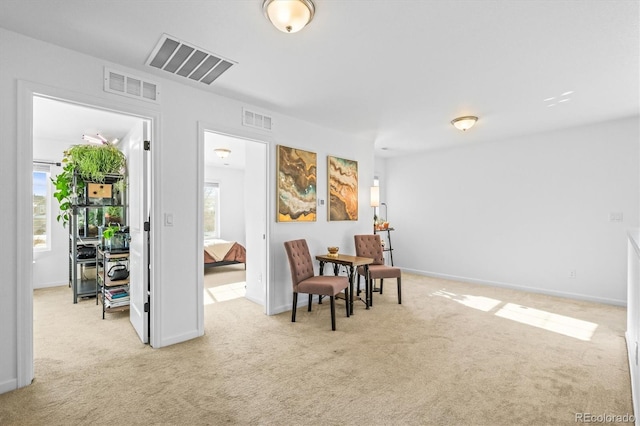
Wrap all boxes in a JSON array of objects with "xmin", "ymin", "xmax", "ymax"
[
  {"xmin": 197, "ymin": 122, "xmax": 272, "ymax": 332},
  {"xmin": 16, "ymin": 81, "xmax": 161, "ymax": 387}
]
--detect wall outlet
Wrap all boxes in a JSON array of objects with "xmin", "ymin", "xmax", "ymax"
[
  {"xmin": 569, "ymin": 269, "xmax": 576, "ymax": 278},
  {"xmin": 609, "ymin": 212, "xmax": 623, "ymax": 222}
]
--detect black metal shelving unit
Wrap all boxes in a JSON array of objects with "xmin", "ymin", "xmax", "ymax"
[{"xmin": 69, "ymin": 172, "xmax": 126, "ymax": 303}]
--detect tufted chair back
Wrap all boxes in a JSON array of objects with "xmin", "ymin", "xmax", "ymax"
[
  {"xmin": 284, "ymin": 239, "xmax": 315, "ymax": 290},
  {"xmin": 354, "ymin": 234, "xmax": 384, "ymax": 265},
  {"xmin": 283, "ymin": 238, "xmax": 351, "ymax": 330}
]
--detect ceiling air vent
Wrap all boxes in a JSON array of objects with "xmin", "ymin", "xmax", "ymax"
[
  {"xmin": 146, "ymin": 34, "xmax": 236, "ymax": 85},
  {"xmin": 104, "ymin": 67, "xmax": 160, "ymax": 103},
  {"xmin": 243, "ymin": 108, "xmax": 273, "ymax": 131}
]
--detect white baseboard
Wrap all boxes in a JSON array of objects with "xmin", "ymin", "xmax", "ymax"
[
  {"xmin": 271, "ymin": 295, "xmax": 324, "ymax": 316},
  {"xmin": 626, "ymin": 332, "xmax": 640, "ymax": 426},
  {"xmin": 33, "ymin": 281, "xmax": 67, "ymax": 290},
  {"xmin": 244, "ymin": 293, "xmax": 264, "ymax": 307},
  {"xmin": 403, "ymin": 268, "xmax": 627, "ymax": 307},
  {"xmin": 0, "ymin": 378, "xmax": 18, "ymax": 395}
]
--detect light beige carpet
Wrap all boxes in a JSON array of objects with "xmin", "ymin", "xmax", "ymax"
[{"xmin": 0, "ymin": 272, "xmax": 633, "ymax": 425}]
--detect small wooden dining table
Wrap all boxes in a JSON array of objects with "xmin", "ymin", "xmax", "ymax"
[{"xmin": 315, "ymin": 253, "xmax": 374, "ymax": 315}]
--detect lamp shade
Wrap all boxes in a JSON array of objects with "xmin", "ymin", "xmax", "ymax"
[
  {"xmin": 370, "ymin": 186, "xmax": 380, "ymax": 207},
  {"xmin": 451, "ymin": 116, "xmax": 478, "ymax": 131},
  {"xmin": 263, "ymin": 0, "xmax": 315, "ymax": 33}
]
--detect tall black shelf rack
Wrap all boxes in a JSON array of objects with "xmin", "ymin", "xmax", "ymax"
[{"xmin": 69, "ymin": 172, "xmax": 126, "ymax": 303}]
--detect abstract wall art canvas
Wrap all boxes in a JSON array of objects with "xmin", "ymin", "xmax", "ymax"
[
  {"xmin": 328, "ymin": 155, "xmax": 358, "ymax": 221},
  {"xmin": 277, "ymin": 145, "xmax": 317, "ymax": 222}
]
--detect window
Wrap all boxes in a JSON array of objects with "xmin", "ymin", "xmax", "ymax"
[
  {"xmin": 204, "ymin": 182, "xmax": 220, "ymax": 239},
  {"xmin": 33, "ymin": 164, "xmax": 51, "ymax": 251}
]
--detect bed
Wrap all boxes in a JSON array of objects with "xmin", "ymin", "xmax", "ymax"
[{"xmin": 204, "ymin": 239, "xmax": 246, "ymax": 268}]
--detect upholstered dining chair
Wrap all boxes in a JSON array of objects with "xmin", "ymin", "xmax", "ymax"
[
  {"xmin": 354, "ymin": 234, "xmax": 402, "ymax": 305},
  {"xmin": 284, "ymin": 239, "xmax": 350, "ymax": 331}
]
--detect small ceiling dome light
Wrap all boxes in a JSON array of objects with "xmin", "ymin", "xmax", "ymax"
[
  {"xmin": 263, "ymin": 0, "xmax": 315, "ymax": 33},
  {"xmin": 214, "ymin": 148, "xmax": 231, "ymax": 159},
  {"xmin": 451, "ymin": 116, "xmax": 478, "ymax": 131}
]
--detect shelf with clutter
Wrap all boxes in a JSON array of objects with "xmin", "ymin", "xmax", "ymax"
[
  {"xmin": 96, "ymin": 248, "xmax": 130, "ymax": 318},
  {"xmin": 52, "ymin": 143, "xmax": 128, "ymax": 303}
]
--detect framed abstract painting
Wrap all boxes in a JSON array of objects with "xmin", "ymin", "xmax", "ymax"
[
  {"xmin": 327, "ymin": 155, "xmax": 358, "ymax": 221},
  {"xmin": 276, "ymin": 145, "xmax": 317, "ymax": 222}
]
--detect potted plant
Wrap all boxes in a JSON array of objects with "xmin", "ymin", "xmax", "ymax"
[
  {"xmin": 51, "ymin": 144, "xmax": 126, "ymax": 227},
  {"xmin": 105, "ymin": 206, "xmax": 123, "ymax": 225},
  {"xmin": 102, "ymin": 224, "xmax": 120, "ymax": 251}
]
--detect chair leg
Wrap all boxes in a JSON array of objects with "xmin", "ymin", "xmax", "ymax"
[
  {"xmin": 308, "ymin": 294, "xmax": 313, "ymax": 312},
  {"xmin": 330, "ymin": 295, "xmax": 336, "ymax": 331},
  {"xmin": 397, "ymin": 277, "xmax": 402, "ymax": 304},
  {"xmin": 380, "ymin": 278, "xmax": 384, "ymax": 294},
  {"xmin": 292, "ymin": 292, "xmax": 298, "ymax": 322},
  {"xmin": 356, "ymin": 274, "xmax": 361, "ymax": 296},
  {"xmin": 344, "ymin": 286, "xmax": 350, "ymax": 318}
]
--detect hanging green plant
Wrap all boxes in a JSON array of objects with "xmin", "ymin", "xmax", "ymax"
[
  {"xmin": 66, "ymin": 144, "xmax": 126, "ymax": 183},
  {"xmin": 51, "ymin": 144, "xmax": 126, "ymax": 228}
]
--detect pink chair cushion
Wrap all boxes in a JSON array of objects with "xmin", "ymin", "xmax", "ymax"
[
  {"xmin": 298, "ymin": 275, "xmax": 349, "ymax": 296},
  {"xmin": 367, "ymin": 264, "xmax": 401, "ymax": 279}
]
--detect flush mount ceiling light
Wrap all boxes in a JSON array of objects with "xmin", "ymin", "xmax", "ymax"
[
  {"xmin": 263, "ymin": 0, "xmax": 315, "ymax": 33},
  {"xmin": 451, "ymin": 116, "xmax": 478, "ymax": 132},
  {"xmin": 214, "ymin": 148, "xmax": 231, "ymax": 159}
]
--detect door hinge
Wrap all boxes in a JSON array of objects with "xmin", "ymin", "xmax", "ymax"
[
  {"xmin": 144, "ymin": 302, "xmax": 150, "ymax": 313},
  {"xmin": 144, "ymin": 140, "xmax": 150, "ymax": 151},
  {"xmin": 144, "ymin": 221, "xmax": 150, "ymax": 231}
]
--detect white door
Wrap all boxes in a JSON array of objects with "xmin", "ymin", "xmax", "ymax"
[{"xmin": 128, "ymin": 121, "xmax": 150, "ymax": 343}]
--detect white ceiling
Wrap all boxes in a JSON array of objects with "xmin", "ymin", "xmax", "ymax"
[{"xmin": 3, "ymin": 1, "xmax": 638, "ymax": 158}]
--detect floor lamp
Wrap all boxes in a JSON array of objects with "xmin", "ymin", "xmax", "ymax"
[{"xmin": 370, "ymin": 186, "xmax": 379, "ymax": 231}]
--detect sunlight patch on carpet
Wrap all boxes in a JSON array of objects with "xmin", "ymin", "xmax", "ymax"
[
  {"xmin": 432, "ymin": 289, "xmax": 502, "ymax": 312},
  {"xmin": 433, "ymin": 289, "xmax": 598, "ymax": 341},
  {"xmin": 204, "ymin": 281, "xmax": 246, "ymax": 305},
  {"xmin": 495, "ymin": 303, "xmax": 597, "ymax": 341}
]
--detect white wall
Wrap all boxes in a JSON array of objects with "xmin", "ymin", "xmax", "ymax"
[
  {"xmin": 244, "ymin": 141, "xmax": 267, "ymax": 306},
  {"xmin": 268, "ymin": 120, "xmax": 374, "ymax": 312},
  {"xmin": 1, "ymin": 28, "xmax": 374, "ymax": 394},
  {"xmin": 204, "ymin": 165, "xmax": 245, "ymax": 245},
  {"xmin": 386, "ymin": 117, "xmax": 639, "ymax": 305}
]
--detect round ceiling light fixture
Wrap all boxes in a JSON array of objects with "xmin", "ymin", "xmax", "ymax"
[
  {"xmin": 451, "ymin": 116, "xmax": 478, "ymax": 131},
  {"xmin": 263, "ymin": 0, "xmax": 315, "ymax": 33},
  {"xmin": 214, "ymin": 148, "xmax": 231, "ymax": 159},
  {"xmin": 451, "ymin": 115, "xmax": 478, "ymax": 132}
]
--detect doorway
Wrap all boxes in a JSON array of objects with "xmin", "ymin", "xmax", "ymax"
[
  {"xmin": 198, "ymin": 127, "xmax": 269, "ymax": 327},
  {"xmin": 17, "ymin": 84, "xmax": 157, "ymax": 387}
]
